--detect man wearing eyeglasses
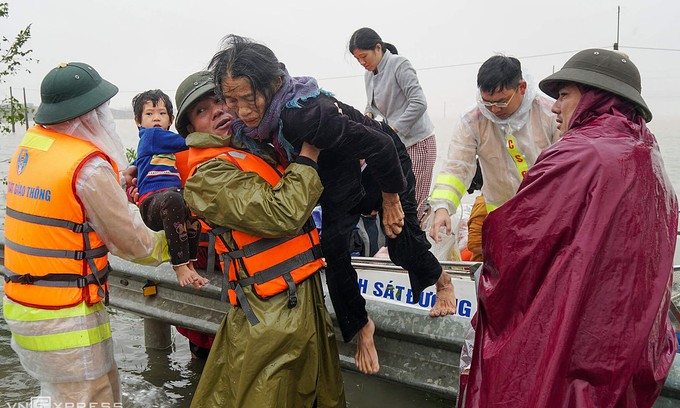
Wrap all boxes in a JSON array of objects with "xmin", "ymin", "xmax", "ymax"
[
  {"xmin": 464, "ymin": 48, "xmax": 676, "ymax": 408},
  {"xmin": 429, "ymin": 55, "xmax": 559, "ymax": 242}
]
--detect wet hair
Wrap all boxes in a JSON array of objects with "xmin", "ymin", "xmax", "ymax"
[
  {"xmin": 477, "ymin": 55, "xmax": 523, "ymax": 94},
  {"xmin": 132, "ymin": 89, "xmax": 173, "ymax": 124},
  {"xmin": 208, "ymin": 35, "xmax": 285, "ymax": 106},
  {"xmin": 348, "ymin": 27, "xmax": 398, "ymax": 55}
]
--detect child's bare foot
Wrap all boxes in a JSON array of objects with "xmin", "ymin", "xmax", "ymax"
[
  {"xmin": 355, "ymin": 318, "xmax": 380, "ymax": 374},
  {"xmin": 429, "ymin": 271, "xmax": 456, "ymax": 317},
  {"xmin": 187, "ymin": 262, "xmax": 208, "ymax": 288},
  {"xmin": 173, "ymin": 264, "xmax": 209, "ymax": 289}
]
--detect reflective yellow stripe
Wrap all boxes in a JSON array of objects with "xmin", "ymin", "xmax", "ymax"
[
  {"xmin": 431, "ymin": 189, "xmax": 461, "ymax": 209},
  {"xmin": 505, "ymin": 134, "xmax": 529, "ymax": 179},
  {"xmin": 485, "ymin": 203, "xmax": 499, "ymax": 213},
  {"xmin": 3, "ymin": 298, "xmax": 104, "ymax": 322},
  {"xmin": 12, "ymin": 322, "xmax": 112, "ymax": 351},
  {"xmin": 131, "ymin": 231, "xmax": 171, "ymax": 265},
  {"xmin": 20, "ymin": 131, "xmax": 55, "ymax": 151},
  {"xmin": 435, "ymin": 174, "xmax": 467, "ymax": 195}
]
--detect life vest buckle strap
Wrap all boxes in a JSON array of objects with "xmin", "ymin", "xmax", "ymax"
[
  {"xmin": 287, "ymin": 293, "xmax": 298, "ymax": 309},
  {"xmin": 283, "ymin": 273, "xmax": 298, "ymax": 309},
  {"xmin": 77, "ymin": 245, "xmax": 109, "ymax": 260},
  {"xmin": 5, "ymin": 207, "xmax": 93, "ymax": 233},
  {"xmin": 206, "ymin": 232, "xmax": 217, "ymax": 275},
  {"xmin": 220, "ymin": 255, "xmax": 231, "ymax": 304},
  {"xmin": 229, "ymin": 232, "xmax": 308, "ymax": 261},
  {"xmin": 229, "ymin": 219, "xmax": 317, "ymax": 262},
  {"xmin": 233, "ymin": 283, "xmax": 260, "ymax": 326},
  {"xmin": 76, "ymin": 276, "xmax": 88, "ymax": 288},
  {"xmin": 233, "ymin": 244, "xmax": 322, "ymax": 288},
  {"xmin": 3, "ymin": 272, "xmax": 33, "ymax": 284},
  {"xmin": 225, "ymin": 249, "xmax": 245, "ymax": 260},
  {"xmin": 302, "ymin": 217, "xmax": 317, "ymax": 234},
  {"xmin": 21, "ymin": 274, "xmax": 34, "ymax": 284},
  {"xmin": 311, "ymin": 245, "xmax": 323, "ymax": 260},
  {"xmin": 3, "ymin": 266, "xmax": 109, "ymax": 288},
  {"xmin": 211, "ymin": 226, "xmax": 229, "ymax": 236},
  {"xmin": 72, "ymin": 222, "xmax": 95, "ymax": 234},
  {"xmin": 4, "ymin": 238, "xmax": 108, "ymax": 260}
]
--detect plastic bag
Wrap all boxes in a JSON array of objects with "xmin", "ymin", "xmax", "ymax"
[{"xmin": 422, "ymin": 205, "xmax": 472, "ymax": 261}]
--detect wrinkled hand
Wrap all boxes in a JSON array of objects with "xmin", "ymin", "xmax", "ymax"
[
  {"xmin": 381, "ymin": 192, "xmax": 404, "ymax": 238},
  {"xmin": 429, "ymin": 208, "xmax": 451, "ymax": 242}
]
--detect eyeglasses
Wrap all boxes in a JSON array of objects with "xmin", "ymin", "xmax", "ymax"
[{"xmin": 481, "ymin": 88, "xmax": 518, "ymax": 108}]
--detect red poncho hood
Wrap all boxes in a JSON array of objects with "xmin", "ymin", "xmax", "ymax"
[{"xmin": 466, "ymin": 88, "xmax": 678, "ymax": 407}]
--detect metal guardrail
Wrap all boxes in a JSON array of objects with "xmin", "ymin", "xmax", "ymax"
[
  {"xmin": 350, "ymin": 256, "xmax": 481, "ymax": 277},
  {"xmin": 1, "ymin": 238, "xmax": 679, "ymax": 404},
  {"xmin": 102, "ymin": 256, "xmax": 471, "ymax": 398}
]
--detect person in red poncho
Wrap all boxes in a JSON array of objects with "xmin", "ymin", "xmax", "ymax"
[{"xmin": 464, "ymin": 48, "xmax": 678, "ymax": 407}]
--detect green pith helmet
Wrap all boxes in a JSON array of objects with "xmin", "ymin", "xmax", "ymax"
[
  {"xmin": 539, "ymin": 49, "xmax": 652, "ymax": 122},
  {"xmin": 175, "ymin": 71, "xmax": 217, "ymax": 137},
  {"xmin": 34, "ymin": 62, "xmax": 118, "ymax": 125}
]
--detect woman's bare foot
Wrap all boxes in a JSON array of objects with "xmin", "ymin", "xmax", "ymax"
[
  {"xmin": 429, "ymin": 271, "xmax": 456, "ymax": 317},
  {"xmin": 355, "ymin": 318, "xmax": 380, "ymax": 374},
  {"xmin": 173, "ymin": 264, "xmax": 209, "ymax": 289}
]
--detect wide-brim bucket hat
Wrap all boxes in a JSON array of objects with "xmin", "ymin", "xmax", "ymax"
[
  {"xmin": 34, "ymin": 62, "xmax": 118, "ymax": 125},
  {"xmin": 539, "ymin": 49, "xmax": 652, "ymax": 122},
  {"xmin": 175, "ymin": 71, "xmax": 216, "ymax": 137}
]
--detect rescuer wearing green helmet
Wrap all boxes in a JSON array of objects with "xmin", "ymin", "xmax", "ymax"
[
  {"xmin": 3, "ymin": 62, "xmax": 171, "ymax": 405},
  {"xmin": 465, "ymin": 49, "xmax": 677, "ymax": 407},
  {"xmin": 173, "ymin": 71, "xmax": 346, "ymax": 407}
]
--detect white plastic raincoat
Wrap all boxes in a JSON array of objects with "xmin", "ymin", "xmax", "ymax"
[
  {"xmin": 431, "ymin": 82, "xmax": 559, "ymax": 214},
  {"xmin": 3, "ymin": 105, "xmax": 169, "ymax": 402}
]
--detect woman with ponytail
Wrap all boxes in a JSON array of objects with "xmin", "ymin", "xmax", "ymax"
[{"xmin": 349, "ymin": 27, "xmax": 436, "ymax": 221}]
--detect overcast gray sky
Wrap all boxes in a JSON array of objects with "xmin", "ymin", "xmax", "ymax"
[{"xmin": 2, "ymin": 0, "xmax": 679, "ymax": 128}]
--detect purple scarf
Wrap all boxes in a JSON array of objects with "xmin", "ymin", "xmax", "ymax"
[{"xmin": 232, "ymin": 71, "xmax": 323, "ymax": 162}]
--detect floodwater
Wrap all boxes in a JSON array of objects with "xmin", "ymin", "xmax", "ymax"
[{"xmin": 1, "ymin": 117, "xmax": 679, "ymax": 407}]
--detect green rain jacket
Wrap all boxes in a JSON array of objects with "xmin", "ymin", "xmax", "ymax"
[{"xmin": 184, "ymin": 132, "xmax": 346, "ymax": 408}]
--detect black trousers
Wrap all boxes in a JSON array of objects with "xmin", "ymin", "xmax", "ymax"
[
  {"xmin": 140, "ymin": 188, "xmax": 200, "ymax": 266},
  {"xmin": 322, "ymin": 134, "xmax": 442, "ymax": 342}
]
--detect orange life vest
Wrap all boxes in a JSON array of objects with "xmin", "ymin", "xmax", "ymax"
[
  {"xmin": 187, "ymin": 145, "xmax": 325, "ymax": 325},
  {"xmin": 175, "ymin": 149, "xmax": 191, "ymax": 187},
  {"xmin": 3, "ymin": 126, "xmax": 115, "ymax": 309},
  {"xmin": 172, "ymin": 148, "xmax": 225, "ymax": 273}
]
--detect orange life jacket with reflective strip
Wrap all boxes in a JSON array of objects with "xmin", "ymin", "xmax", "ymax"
[
  {"xmin": 186, "ymin": 145, "xmax": 325, "ymax": 325},
  {"xmin": 3, "ymin": 126, "xmax": 115, "ymax": 309}
]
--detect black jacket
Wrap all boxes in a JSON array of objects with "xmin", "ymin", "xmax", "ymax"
[{"xmin": 280, "ymin": 94, "xmax": 407, "ymax": 209}]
